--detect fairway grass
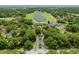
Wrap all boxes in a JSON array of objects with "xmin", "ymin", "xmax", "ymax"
[
  {"xmin": 43, "ymin": 12, "xmax": 57, "ymax": 23},
  {"xmin": 25, "ymin": 11, "xmax": 57, "ymax": 23}
]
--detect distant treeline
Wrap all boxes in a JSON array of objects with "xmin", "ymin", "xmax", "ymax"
[{"xmin": 0, "ymin": 7, "xmax": 79, "ymax": 17}]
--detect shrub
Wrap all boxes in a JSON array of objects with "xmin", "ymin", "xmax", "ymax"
[
  {"xmin": 45, "ymin": 34, "xmax": 70, "ymax": 49},
  {"xmin": 23, "ymin": 40, "xmax": 33, "ymax": 50},
  {"xmin": 44, "ymin": 27, "xmax": 60, "ymax": 39},
  {"xmin": 68, "ymin": 34, "xmax": 79, "ymax": 48},
  {"xmin": 0, "ymin": 39, "xmax": 7, "ymax": 49},
  {"xmin": 7, "ymin": 40, "xmax": 15, "ymax": 49},
  {"xmin": 7, "ymin": 37, "xmax": 23, "ymax": 49},
  {"xmin": 44, "ymin": 27, "xmax": 70, "ymax": 49},
  {"xmin": 21, "ymin": 18, "xmax": 33, "ymax": 25},
  {"xmin": 57, "ymin": 34, "xmax": 70, "ymax": 48},
  {"xmin": 66, "ymin": 24, "xmax": 79, "ymax": 32},
  {"xmin": 45, "ymin": 36, "xmax": 59, "ymax": 49},
  {"xmin": 58, "ymin": 20, "xmax": 66, "ymax": 24},
  {"xmin": 19, "ymin": 28, "xmax": 27, "ymax": 36},
  {"xmin": 26, "ymin": 30, "xmax": 36, "ymax": 42},
  {"xmin": 35, "ymin": 27, "xmax": 42, "ymax": 34},
  {"xmin": 18, "ymin": 33, "xmax": 30, "ymax": 47}
]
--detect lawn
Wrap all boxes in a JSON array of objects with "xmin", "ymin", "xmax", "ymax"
[
  {"xmin": 25, "ymin": 13, "xmax": 37, "ymax": 23},
  {"xmin": 43, "ymin": 12, "xmax": 57, "ymax": 23},
  {"xmin": 48, "ymin": 49, "xmax": 79, "ymax": 54},
  {"xmin": 0, "ymin": 48, "xmax": 25, "ymax": 54},
  {"xmin": 0, "ymin": 49, "xmax": 19, "ymax": 54},
  {"xmin": 0, "ymin": 17, "xmax": 14, "ymax": 21},
  {"xmin": 25, "ymin": 11, "xmax": 57, "ymax": 23}
]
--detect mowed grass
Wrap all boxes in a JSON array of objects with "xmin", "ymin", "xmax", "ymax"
[
  {"xmin": 43, "ymin": 12, "xmax": 57, "ymax": 23},
  {"xmin": 48, "ymin": 49, "xmax": 79, "ymax": 54},
  {"xmin": 0, "ymin": 17, "xmax": 14, "ymax": 21},
  {"xmin": 25, "ymin": 13, "xmax": 37, "ymax": 23},
  {"xmin": 0, "ymin": 48, "xmax": 25, "ymax": 54},
  {"xmin": 25, "ymin": 11, "xmax": 57, "ymax": 23},
  {"xmin": 0, "ymin": 49, "xmax": 19, "ymax": 54}
]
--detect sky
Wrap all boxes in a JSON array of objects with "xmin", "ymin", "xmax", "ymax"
[{"xmin": 0, "ymin": 0, "xmax": 79, "ymax": 5}]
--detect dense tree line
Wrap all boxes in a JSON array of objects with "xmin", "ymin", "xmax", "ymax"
[{"xmin": 0, "ymin": 7, "xmax": 79, "ymax": 50}]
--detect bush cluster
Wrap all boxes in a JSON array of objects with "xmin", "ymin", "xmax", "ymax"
[{"xmin": 44, "ymin": 27, "xmax": 79, "ymax": 49}]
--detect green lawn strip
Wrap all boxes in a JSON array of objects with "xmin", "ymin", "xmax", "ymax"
[
  {"xmin": 0, "ymin": 49, "xmax": 18, "ymax": 54},
  {"xmin": 0, "ymin": 48, "xmax": 26, "ymax": 54},
  {"xmin": 48, "ymin": 49, "xmax": 79, "ymax": 54},
  {"xmin": 0, "ymin": 17, "xmax": 14, "ymax": 21}
]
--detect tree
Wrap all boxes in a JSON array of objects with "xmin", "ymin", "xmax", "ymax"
[
  {"xmin": 45, "ymin": 36, "xmax": 59, "ymax": 49},
  {"xmin": 23, "ymin": 40, "xmax": 33, "ymax": 50},
  {"xmin": 35, "ymin": 26, "xmax": 42, "ymax": 34},
  {"xmin": 66, "ymin": 23, "xmax": 79, "ymax": 32},
  {"xmin": 0, "ymin": 39, "xmax": 7, "ymax": 49}
]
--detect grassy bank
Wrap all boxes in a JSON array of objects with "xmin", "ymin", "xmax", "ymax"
[{"xmin": 48, "ymin": 49, "xmax": 79, "ymax": 54}]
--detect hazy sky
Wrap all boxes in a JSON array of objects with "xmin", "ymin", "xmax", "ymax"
[{"xmin": 0, "ymin": 0, "xmax": 79, "ymax": 5}]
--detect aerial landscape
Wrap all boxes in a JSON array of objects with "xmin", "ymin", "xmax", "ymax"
[{"xmin": 0, "ymin": 5, "xmax": 79, "ymax": 54}]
